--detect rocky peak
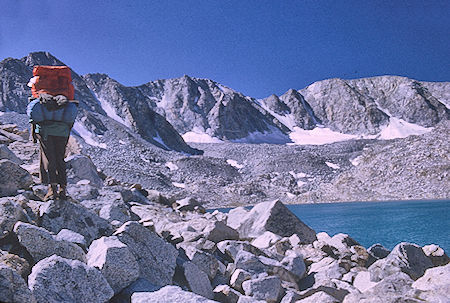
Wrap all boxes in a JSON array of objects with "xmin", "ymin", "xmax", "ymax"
[{"xmin": 21, "ymin": 51, "xmax": 65, "ymax": 67}]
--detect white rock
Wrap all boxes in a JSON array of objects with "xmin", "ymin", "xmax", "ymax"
[
  {"xmin": 296, "ymin": 291, "xmax": 338, "ymax": 303},
  {"xmin": 353, "ymin": 270, "xmax": 377, "ymax": 293},
  {"xmin": 368, "ymin": 242, "xmax": 433, "ymax": 281},
  {"xmin": 14, "ymin": 222, "xmax": 86, "ymax": 263},
  {"xmin": 28, "ymin": 255, "xmax": 114, "ymax": 303},
  {"xmin": 227, "ymin": 200, "xmax": 316, "ymax": 243},
  {"xmin": 251, "ymin": 231, "xmax": 282, "ymax": 249},
  {"xmin": 131, "ymin": 285, "xmax": 218, "ymax": 303},
  {"xmin": 114, "ymin": 221, "xmax": 178, "ymax": 286},
  {"xmin": 412, "ymin": 263, "xmax": 450, "ymax": 294},
  {"xmin": 422, "ymin": 244, "xmax": 450, "ymax": 266},
  {"xmin": 39, "ymin": 199, "xmax": 113, "ymax": 245},
  {"xmin": 55, "ymin": 229, "xmax": 86, "ymax": 247},
  {"xmin": 87, "ymin": 236, "xmax": 139, "ymax": 293}
]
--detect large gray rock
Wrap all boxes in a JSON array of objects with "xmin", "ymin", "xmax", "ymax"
[
  {"xmin": 54, "ymin": 229, "xmax": 87, "ymax": 248},
  {"xmin": 184, "ymin": 246, "xmax": 220, "ymax": 280},
  {"xmin": 66, "ymin": 183, "xmax": 100, "ymax": 201},
  {"xmin": 28, "ymin": 255, "xmax": 114, "ymax": 303},
  {"xmin": 241, "ymin": 275, "xmax": 283, "ymax": 303},
  {"xmin": 182, "ymin": 261, "xmax": 214, "ymax": 299},
  {"xmin": 0, "ymin": 144, "xmax": 21, "ymax": 164},
  {"xmin": 0, "ymin": 198, "xmax": 26, "ymax": 239},
  {"xmin": 296, "ymin": 291, "xmax": 338, "ymax": 303},
  {"xmin": 0, "ymin": 159, "xmax": 33, "ymax": 197},
  {"xmin": 230, "ymin": 269, "xmax": 252, "ymax": 292},
  {"xmin": 113, "ymin": 221, "xmax": 178, "ymax": 286},
  {"xmin": 131, "ymin": 285, "xmax": 218, "ymax": 303},
  {"xmin": 367, "ymin": 243, "xmax": 390, "ymax": 259},
  {"xmin": 66, "ymin": 154, "xmax": 104, "ymax": 188},
  {"xmin": 234, "ymin": 250, "xmax": 269, "ymax": 275},
  {"xmin": 204, "ymin": 221, "xmax": 239, "ymax": 243},
  {"xmin": 14, "ymin": 222, "xmax": 86, "ymax": 263},
  {"xmin": 213, "ymin": 284, "xmax": 240, "ymax": 303},
  {"xmin": 343, "ymin": 272, "xmax": 417, "ymax": 303},
  {"xmin": 412, "ymin": 263, "xmax": 450, "ymax": 302},
  {"xmin": 227, "ymin": 200, "xmax": 316, "ymax": 243},
  {"xmin": 111, "ymin": 278, "xmax": 160, "ymax": 303},
  {"xmin": 237, "ymin": 296, "xmax": 266, "ymax": 303},
  {"xmin": 39, "ymin": 199, "xmax": 113, "ymax": 245},
  {"xmin": 217, "ymin": 240, "xmax": 267, "ymax": 261},
  {"xmin": 87, "ymin": 236, "xmax": 140, "ymax": 294},
  {"xmin": 99, "ymin": 201, "xmax": 133, "ymax": 226},
  {"xmin": 0, "ymin": 264, "xmax": 36, "ymax": 303},
  {"xmin": 368, "ymin": 242, "xmax": 433, "ymax": 281}
]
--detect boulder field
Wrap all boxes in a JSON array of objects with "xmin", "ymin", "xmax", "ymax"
[{"xmin": 0, "ymin": 123, "xmax": 449, "ymax": 303}]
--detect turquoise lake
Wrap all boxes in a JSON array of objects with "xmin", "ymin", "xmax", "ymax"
[{"xmin": 216, "ymin": 200, "xmax": 450, "ymax": 252}]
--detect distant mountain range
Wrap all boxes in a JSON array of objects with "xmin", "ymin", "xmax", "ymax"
[
  {"xmin": 1, "ymin": 52, "xmax": 448, "ymax": 152},
  {"xmin": 1, "ymin": 52, "xmax": 449, "ymax": 205}
]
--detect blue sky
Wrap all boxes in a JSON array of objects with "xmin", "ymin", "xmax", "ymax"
[{"xmin": 1, "ymin": 0, "xmax": 449, "ymax": 98}]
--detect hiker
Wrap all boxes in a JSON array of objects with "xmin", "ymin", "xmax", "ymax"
[{"xmin": 27, "ymin": 66, "xmax": 78, "ymax": 201}]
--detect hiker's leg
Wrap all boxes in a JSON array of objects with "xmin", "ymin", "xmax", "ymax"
[
  {"xmin": 37, "ymin": 134, "xmax": 50, "ymax": 184},
  {"xmin": 54, "ymin": 136, "xmax": 69, "ymax": 186},
  {"xmin": 44, "ymin": 136, "xmax": 59, "ymax": 184}
]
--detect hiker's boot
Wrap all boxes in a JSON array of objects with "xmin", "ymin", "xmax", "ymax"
[
  {"xmin": 58, "ymin": 184, "xmax": 67, "ymax": 200},
  {"xmin": 43, "ymin": 184, "xmax": 58, "ymax": 201}
]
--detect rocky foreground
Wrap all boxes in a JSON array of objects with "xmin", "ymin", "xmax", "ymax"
[{"xmin": 1, "ymin": 123, "xmax": 449, "ymax": 302}]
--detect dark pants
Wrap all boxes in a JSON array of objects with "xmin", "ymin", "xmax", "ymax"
[{"xmin": 37, "ymin": 134, "xmax": 69, "ymax": 185}]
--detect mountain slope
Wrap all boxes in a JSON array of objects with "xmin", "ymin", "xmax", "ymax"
[
  {"xmin": 0, "ymin": 52, "xmax": 201, "ymax": 154},
  {"xmin": 85, "ymin": 74, "xmax": 292, "ymax": 143}
]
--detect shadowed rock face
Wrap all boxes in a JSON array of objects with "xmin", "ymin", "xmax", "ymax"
[
  {"xmin": 86, "ymin": 74, "xmax": 291, "ymax": 142},
  {"xmin": 82, "ymin": 73, "xmax": 202, "ymax": 154}
]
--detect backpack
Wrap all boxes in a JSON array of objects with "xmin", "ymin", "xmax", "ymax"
[
  {"xmin": 27, "ymin": 95, "xmax": 78, "ymax": 124},
  {"xmin": 31, "ymin": 65, "xmax": 75, "ymax": 100}
]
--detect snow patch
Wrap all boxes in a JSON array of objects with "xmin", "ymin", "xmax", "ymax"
[
  {"xmin": 172, "ymin": 182, "xmax": 186, "ymax": 188},
  {"xmin": 286, "ymin": 192, "xmax": 297, "ymax": 199},
  {"xmin": 289, "ymin": 171, "xmax": 308, "ymax": 179},
  {"xmin": 227, "ymin": 159, "xmax": 244, "ymax": 169},
  {"xmin": 231, "ymin": 125, "xmax": 291, "ymax": 144},
  {"xmin": 289, "ymin": 127, "xmax": 357, "ymax": 145},
  {"xmin": 97, "ymin": 95, "xmax": 129, "ymax": 127},
  {"xmin": 0, "ymin": 111, "xmax": 4, "ymax": 116},
  {"xmin": 257, "ymin": 99, "xmax": 297, "ymax": 131},
  {"xmin": 140, "ymin": 155, "xmax": 150, "ymax": 163},
  {"xmin": 72, "ymin": 122, "xmax": 107, "ymax": 149},
  {"xmin": 350, "ymin": 156, "xmax": 363, "ymax": 166},
  {"xmin": 76, "ymin": 180, "xmax": 91, "ymax": 185},
  {"xmin": 325, "ymin": 162, "xmax": 340, "ymax": 170},
  {"xmin": 217, "ymin": 84, "xmax": 234, "ymax": 94},
  {"xmin": 166, "ymin": 162, "xmax": 179, "ymax": 171},
  {"xmin": 119, "ymin": 140, "xmax": 126, "ymax": 145},
  {"xmin": 183, "ymin": 127, "xmax": 223, "ymax": 143},
  {"xmin": 378, "ymin": 117, "xmax": 432, "ymax": 140},
  {"xmin": 296, "ymin": 180, "xmax": 307, "ymax": 187},
  {"xmin": 153, "ymin": 131, "xmax": 170, "ymax": 149}
]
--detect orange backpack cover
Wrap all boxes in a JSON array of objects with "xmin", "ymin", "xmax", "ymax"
[{"xmin": 31, "ymin": 66, "xmax": 75, "ymax": 100}]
